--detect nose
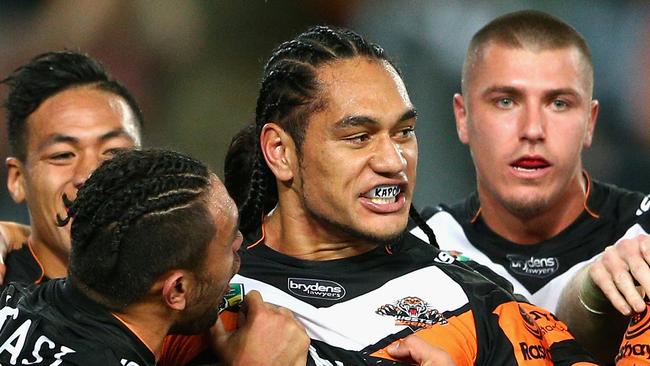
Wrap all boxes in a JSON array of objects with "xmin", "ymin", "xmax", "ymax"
[
  {"xmin": 370, "ymin": 135, "xmax": 407, "ymax": 174},
  {"xmin": 72, "ymin": 153, "xmax": 101, "ymax": 189},
  {"xmin": 520, "ymin": 104, "xmax": 546, "ymax": 143}
]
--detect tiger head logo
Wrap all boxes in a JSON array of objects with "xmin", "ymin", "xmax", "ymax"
[
  {"xmin": 376, "ymin": 296, "xmax": 448, "ymax": 328},
  {"xmin": 396, "ymin": 296, "xmax": 428, "ymax": 317}
]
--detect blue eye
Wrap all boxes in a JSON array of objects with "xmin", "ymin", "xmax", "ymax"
[
  {"xmin": 552, "ymin": 100, "xmax": 569, "ymax": 110},
  {"xmin": 496, "ymin": 97, "xmax": 514, "ymax": 109}
]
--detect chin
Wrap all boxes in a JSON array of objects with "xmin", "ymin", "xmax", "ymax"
[
  {"xmin": 501, "ymin": 194, "xmax": 551, "ymax": 219},
  {"xmin": 356, "ymin": 223, "xmax": 406, "ymax": 246}
]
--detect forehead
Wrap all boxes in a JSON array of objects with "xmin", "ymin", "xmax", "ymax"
[
  {"xmin": 313, "ymin": 57, "xmax": 412, "ymax": 120},
  {"xmin": 25, "ymin": 86, "xmax": 141, "ymax": 147},
  {"xmin": 207, "ymin": 175, "xmax": 238, "ymax": 232},
  {"xmin": 470, "ymin": 43, "xmax": 592, "ymax": 94}
]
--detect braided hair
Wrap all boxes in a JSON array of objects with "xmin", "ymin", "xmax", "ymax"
[
  {"xmin": 228, "ymin": 25, "xmax": 437, "ymax": 246},
  {"xmin": 59, "ymin": 149, "xmax": 215, "ymax": 310},
  {"xmin": 235, "ymin": 26, "xmax": 388, "ymax": 234}
]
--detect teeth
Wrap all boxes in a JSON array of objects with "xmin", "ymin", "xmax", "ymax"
[
  {"xmin": 364, "ymin": 185, "xmax": 401, "ymax": 202},
  {"xmin": 370, "ymin": 197, "xmax": 394, "ymax": 204},
  {"xmin": 514, "ymin": 166, "xmax": 540, "ymax": 172}
]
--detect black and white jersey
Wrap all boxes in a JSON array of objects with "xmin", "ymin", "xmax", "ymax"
[
  {"xmin": 3, "ymin": 243, "xmax": 48, "ymax": 291},
  {"xmin": 224, "ymin": 230, "xmax": 596, "ymax": 365},
  {"xmin": 0, "ymin": 279, "xmax": 155, "ymax": 366},
  {"xmin": 414, "ymin": 179, "xmax": 648, "ymax": 312}
]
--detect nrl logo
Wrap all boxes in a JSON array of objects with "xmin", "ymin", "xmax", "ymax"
[
  {"xmin": 507, "ymin": 254, "xmax": 559, "ymax": 278},
  {"xmin": 376, "ymin": 296, "xmax": 447, "ymax": 328}
]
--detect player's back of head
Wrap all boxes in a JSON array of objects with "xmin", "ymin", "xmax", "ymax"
[{"xmin": 61, "ymin": 149, "xmax": 215, "ymax": 310}]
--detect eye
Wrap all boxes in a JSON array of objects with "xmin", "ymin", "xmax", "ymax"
[
  {"xmin": 344, "ymin": 133, "xmax": 370, "ymax": 145},
  {"xmin": 395, "ymin": 126, "xmax": 416, "ymax": 139},
  {"xmin": 49, "ymin": 152, "xmax": 74, "ymax": 161},
  {"xmin": 551, "ymin": 99, "xmax": 569, "ymax": 111},
  {"xmin": 496, "ymin": 97, "xmax": 515, "ymax": 109},
  {"xmin": 103, "ymin": 147, "xmax": 126, "ymax": 158}
]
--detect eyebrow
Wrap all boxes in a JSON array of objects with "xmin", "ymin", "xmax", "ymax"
[
  {"xmin": 482, "ymin": 86, "xmax": 581, "ymax": 99},
  {"xmin": 481, "ymin": 86, "xmax": 523, "ymax": 98},
  {"xmin": 333, "ymin": 108, "xmax": 418, "ymax": 130},
  {"xmin": 37, "ymin": 128, "xmax": 134, "ymax": 151}
]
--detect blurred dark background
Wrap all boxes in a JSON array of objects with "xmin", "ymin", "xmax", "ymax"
[{"xmin": 2, "ymin": 0, "xmax": 649, "ymax": 224}]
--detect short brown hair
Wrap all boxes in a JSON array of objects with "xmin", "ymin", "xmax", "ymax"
[{"xmin": 462, "ymin": 10, "xmax": 593, "ymax": 94}]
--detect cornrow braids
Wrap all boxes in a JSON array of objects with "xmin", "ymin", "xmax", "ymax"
[
  {"xmin": 61, "ymin": 149, "xmax": 216, "ymax": 310},
  {"xmin": 235, "ymin": 25, "xmax": 399, "ymax": 235},
  {"xmin": 409, "ymin": 204, "xmax": 439, "ymax": 248}
]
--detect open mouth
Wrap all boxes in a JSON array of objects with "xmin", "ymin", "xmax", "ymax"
[
  {"xmin": 511, "ymin": 157, "xmax": 550, "ymax": 172},
  {"xmin": 362, "ymin": 184, "xmax": 402, "ymax": 204}
]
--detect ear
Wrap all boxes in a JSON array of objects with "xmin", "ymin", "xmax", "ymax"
[
  {"xmin": 453, "ymin": 93, "xmax": 470, "ymax": 145},
  {"xmin": 260, "ymin": 123, "xmax": 297, "ymax": 182},
  {"xmin": 161, "ymin": 270, "xmax": 190, "ymax": 311},
  {"xmin": 6, "ymin": 158, "xmax": 26, "ymax": 204},
  {"xmin": 583, "ymin": 99, "xmax": 599, "ymax": 148}
]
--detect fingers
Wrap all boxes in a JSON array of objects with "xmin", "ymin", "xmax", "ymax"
[
  {"xmin": 590, "ymin": 262, "xmax": 632, "ymax": 315},
  {"xmin": 590, "ymin": 235, "xmax": 650, "ymax": 315},
  {"xmin": 387, "ymin": 336, "xmax": 456, "ymax": 366},
  {"xmin": 240, "ymin": 290, "xmax": 263, "ymax": 314},
  {"xmin": 216, "ymin": 290, "xmax": 309, "ymax": 366},
  {"xmin": 210, "ymin": 317, "xmax": 229, "ymax": 351}
]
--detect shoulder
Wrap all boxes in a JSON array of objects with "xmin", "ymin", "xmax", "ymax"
[{"xmin": 4, "ymin": 244, "xmax": 44, "ymax": 288}]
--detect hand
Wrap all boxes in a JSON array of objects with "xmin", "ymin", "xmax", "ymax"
[
  {"xmin": 387, "ymin": 335, "xmax": 456, "ymax": 366},
  {"xmin": 0, "ymin": 222, "xmax": 31, "ymax": 285},
  {"xmin": 589, "ymin": 234, "xmax": 650, "ymax": 315},
  {"xmin": 211, "ymin": 290, "xmax": 309, "ymax": 366}
]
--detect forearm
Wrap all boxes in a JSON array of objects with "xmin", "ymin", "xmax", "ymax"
[{"xmin": 556, "ymin": 265, "xmax": 627, "ymax": 364}]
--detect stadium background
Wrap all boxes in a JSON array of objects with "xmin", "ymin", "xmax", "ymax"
[{"xmin": 1, "ymin": 0, "xmax": 649, "ymax": 223}]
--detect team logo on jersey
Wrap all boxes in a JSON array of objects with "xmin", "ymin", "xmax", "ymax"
[
  {"xmin": 287, "ymin": 278, "xmax": 346, "ymax": 300},
  {"xmin": 376, "ymin": 296, "xmax": 447, "ymax": 328},
  {"xmin": 506, "ymin": 255, "xmax": 559, "ymax": 278}
]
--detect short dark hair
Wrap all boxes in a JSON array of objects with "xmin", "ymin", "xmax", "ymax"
[
  {"xmin": 233, "ymin": 25, "xmax": 399, "ymax": 234},
  {"xmin": 59, "ymin": 149, "xmax": 215, "ymax": 310},
  {"xmin": 462, "ymin": 10, "xmax": 593, "ymax": 95},
  {"xmin": 2, "ymin": 50, "xmax": 144, "ymax": 161}
]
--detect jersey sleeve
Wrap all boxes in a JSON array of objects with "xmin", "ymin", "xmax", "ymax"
[
  {"xmin": 369, "ymin": 306, "xmax": 478, "ymax": 366},
  {"xmin": 494, "ymin": 301, "xmax": 599, "ymax": 365},
  {"xmin": 615, "ymin": 301, "xmax": 650, "ymax": 365},
  {"xmin": 158, "ymin": 311, "xmax": 238, "ymax": 366}
]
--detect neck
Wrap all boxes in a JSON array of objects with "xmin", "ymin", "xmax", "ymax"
[
  {"xmin": 263, "ymin": 199, "xmax": 377, "ymax": 260},
  {"xmin": 112, "ymin": 302, "xmax": 170, "ymax": 360},
  {"xmin": 29, "ymin": 235, "xmax": 68, "ymax": 279},
  {"xmin": 477, "ymin": 172, "xmax": 588, "ymax": 245}
]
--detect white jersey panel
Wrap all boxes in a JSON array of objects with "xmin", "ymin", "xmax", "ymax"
[{"xmin": 232, "ymin": 265, "xmax": 468, "ymax": 351}]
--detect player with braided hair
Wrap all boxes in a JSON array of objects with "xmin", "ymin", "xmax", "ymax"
[
  {"xmin": 162, "ymin": 25, "xmax": 597, "ymax": 365},
  {"xmin": 60, "ymin": 150, "xmax": 214, "ymax": 309},
  {"xmin": 0, "ymin": 149, "xmax": 309, "ymax": 365}
]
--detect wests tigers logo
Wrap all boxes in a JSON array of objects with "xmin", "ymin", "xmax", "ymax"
[{"xmin": 376, "ymin": 296, "xmax": 447, "ymax": 328}]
